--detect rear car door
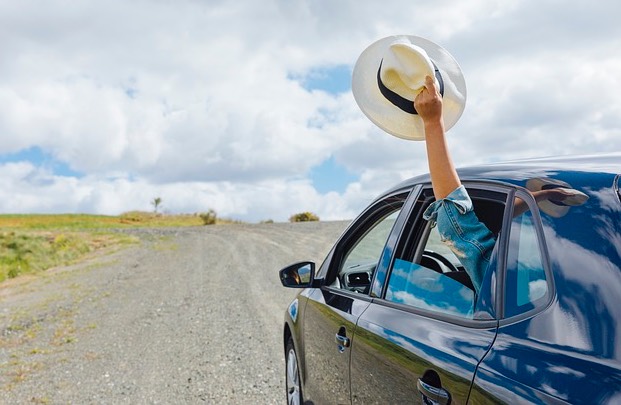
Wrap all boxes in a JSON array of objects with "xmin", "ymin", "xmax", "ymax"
[
  {"xmin": 301, "ymin": 189, "xmax": 414, "ymax": 404},
  {"xmin": 350, "ymin": 185, "xmax": 508, "ymax": 404},
  {"xmin": 471, "ymin": 182, "xmax": 621, "ymax": 403}
]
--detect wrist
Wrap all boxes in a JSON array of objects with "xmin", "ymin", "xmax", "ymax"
[{"xmin": 423, "ymin": 119, "xmax": 444, "ymax": 134}]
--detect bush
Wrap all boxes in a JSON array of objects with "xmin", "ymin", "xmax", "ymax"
[
  {"xmin": 289, "ymin": 212, "xmax": 320, "ymax": 222},
  {"xmin": 199, "ymin": 209, "xmax": 217, "ymax": 225},
  {"xmin": 119, "ymin": 211, "xmax": 154, "ymax": 224}
]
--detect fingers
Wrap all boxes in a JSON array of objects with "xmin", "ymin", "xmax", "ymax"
[
  {"xmin": 416, "ymin": 75, "xmax": 434, "ymax": 101},
  {"xmin": 424, "ymin": 75, "xmax": 438, "ymax": 93},
  {"xmin": 425, "ymin": 75, "xmax": 434, "ymax": 87},
  {"xmin": 415, "ymin": 75, "xmax": 443, "ymax": 118},
  {"xmin": 416, "ymin": 76, "xmax": 437, "ymax": 101}
]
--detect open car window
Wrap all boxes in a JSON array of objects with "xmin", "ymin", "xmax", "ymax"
[{"xmin": 384, "ymin": 186, "xmax": 508, "ymax": 320}]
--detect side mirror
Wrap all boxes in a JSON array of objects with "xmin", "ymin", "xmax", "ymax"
[{"xmin": 279, "ymin": 261, "xmax": 315, "ymax": 288}]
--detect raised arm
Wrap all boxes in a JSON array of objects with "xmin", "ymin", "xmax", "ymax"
[{"xmin": 414, "ymin": 75, "xmax": 461, "ymax": 200}]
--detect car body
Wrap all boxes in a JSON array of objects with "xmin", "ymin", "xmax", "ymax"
[{"xmin": 280, "ymin": 153, "xmax": 621, "ymax": 404}]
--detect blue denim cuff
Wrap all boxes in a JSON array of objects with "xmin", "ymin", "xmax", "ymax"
[
  {"xmin": 423, "ymin": 185, "xmax": 473, "ymax": 222},
  {"xmin": 422, "ymin": 185, "xmax": 496, "ymax": 293}
]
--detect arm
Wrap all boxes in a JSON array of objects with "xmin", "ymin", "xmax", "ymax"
[
  {"xmin": 414, "ymin": 76, "xmax": 460, "ymax": 200},
  {"xmin": 416, "ymin": 77, "xmax": 494, "ymax": 293}
]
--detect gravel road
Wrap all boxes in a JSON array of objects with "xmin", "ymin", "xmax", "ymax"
[{"xmin": 0, "ymin": 221, "xmax": 349, "ymax": 404}]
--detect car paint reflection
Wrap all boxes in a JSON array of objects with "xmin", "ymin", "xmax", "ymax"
[
  {"xmin": 540, "ymin": 221, "xmax": 621, "ymax": 357},
  {"xmin": 474, "ymin": 196, "xmax": 621, "ymax": 403},
  {"xmin": 351, "ymin": 302, "xmax": 497, "ymax": 404},
  {"xmin": 301, "ymin": 288, "xmax": 371, "ymax": 404},
  {"xmin": 475, "ymin": 328, "xmax": 621, "ymax": 403}
]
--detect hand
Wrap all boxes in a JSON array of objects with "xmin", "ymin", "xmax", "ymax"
[{"xmin": 414, "ymin": 75, "xmax": 443, "ymax": 124}]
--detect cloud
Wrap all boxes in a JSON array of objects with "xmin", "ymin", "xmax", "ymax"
[{"xmin": 0, "ymin": 0, "xmax": 620, "ymax": 220}]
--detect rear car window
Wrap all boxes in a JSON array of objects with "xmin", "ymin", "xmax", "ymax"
[{"xmin": 504, "ymin": 196, "xmax": 549, "ymax": 318}]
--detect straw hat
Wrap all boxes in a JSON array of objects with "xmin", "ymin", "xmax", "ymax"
[{"xmin": 352, "ymin": 35, "xmax": 467, "ymax": 141}]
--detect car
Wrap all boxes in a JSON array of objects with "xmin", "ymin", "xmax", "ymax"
[{"xmin": 279, "ymin": 153, "xmax": 621, "ymax": 405}]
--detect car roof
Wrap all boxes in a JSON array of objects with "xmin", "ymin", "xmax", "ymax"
[{"xmin": 383, "ymin": 152, "xmax": 621, "ymax": 197}]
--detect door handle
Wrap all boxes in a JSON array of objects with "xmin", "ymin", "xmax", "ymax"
[
  {"xmin": 417, "ymin": 377, "xmax": 451, "ymax": 405},
  {"xmin": 335, "ymin": 327, "xmax": 350, "ymax": 353}
]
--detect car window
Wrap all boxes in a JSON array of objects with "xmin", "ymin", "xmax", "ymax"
[
  {"xmin": 386, "ymin": 222, "xmax": 477, "ymax": 318},
  {"xmin": 504, "ymin": 196, "xmax": 548, "ymax": 318},
  {"xmin": 384, "ymin": 187, "xmax": 507, "ymax": 320},
  {"xmin": 386, "ymin": 257, "xmax": 476, "ymax": 318},
  {"xmin": 332, "ymin": 198, "xmax": 404, "ymax": 294}
]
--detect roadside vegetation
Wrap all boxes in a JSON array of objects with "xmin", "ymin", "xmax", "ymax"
[
  {"xmin": 0, "ymin": 209, "xmax": 319, "ymax": 283},
  {"xmin": 0, "ymin": 211, "xmax": 237, "ymax": 283},
  {"xmin": 0, "ymin": 231, "xmax": 129, "ymax": 283},
  {"xmin": 289, "ymin": 212, "xmax": 320, "ymax": 222}
]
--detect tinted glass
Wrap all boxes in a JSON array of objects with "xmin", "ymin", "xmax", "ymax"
[
  {"xmin": 386, "ymin": 258, "xmax": 475, "ymax": 318},
  {"xmin": 504, "ymin": 197, "xmax": 548, "ymax": 318},
  {"xmin": 386, "ymin": 224, "xmax": 476, "ymax": 319},
  {"xmin": 334, "ymin": 205, "xmax": 403, "ymax": 293},
  {"xmin": 342, "ymin": 210, "xmax": 400, "ymax": 270}
]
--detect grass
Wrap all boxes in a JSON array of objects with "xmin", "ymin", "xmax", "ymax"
[
  {"xmin": 0, "ymin": 212, "xmax": 243, "ymax": 230},
  {"xmin": 0, "ymin": 211, "xmax": 241, "ymax": 283},
  {"xmin": 1, "ymin": 212, "xmax": 192, "ymax": 230},
  {"xmin": 0, "ymin": 231, "xmax": 130, "ymax": 283}
]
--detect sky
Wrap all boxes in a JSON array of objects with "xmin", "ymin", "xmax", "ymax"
[{"xmin": 1, "ymin": 0, "xmax": 620, "ymax": 222}]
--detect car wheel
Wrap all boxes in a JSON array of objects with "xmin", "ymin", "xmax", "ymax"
[{"xmin": 286, "ymin": 338, "xmax": 302, "ymax": 405}]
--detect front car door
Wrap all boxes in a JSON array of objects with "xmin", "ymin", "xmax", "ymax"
[
  {"xmin": 300, "ymin": 188, "xmax": 415, "ymax": 404},
  {"xmin": 350, "ymin": 184, "xmax": 510, "ymax": 404}
]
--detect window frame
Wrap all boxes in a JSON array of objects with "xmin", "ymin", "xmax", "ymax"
[{"xmin": 497, "ymin": 187, "xmax": 555, "ymax": 324}]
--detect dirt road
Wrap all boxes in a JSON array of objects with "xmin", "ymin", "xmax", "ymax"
[{"xmin": 0, "ymin": 221, "xmax": 349, "ymax": 404}]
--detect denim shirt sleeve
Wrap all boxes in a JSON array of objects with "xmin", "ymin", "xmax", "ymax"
[{"xmin": 423, "ymin": 186, "xmax": 496, "ymax": 293}]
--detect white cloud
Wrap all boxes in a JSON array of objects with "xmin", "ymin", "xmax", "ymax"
[{"xmin": 0, "ymin": 0, "xmax": 620, "ymax": 221}]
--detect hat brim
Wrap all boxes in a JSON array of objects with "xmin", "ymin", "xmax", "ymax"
[
  {"xmin": 525, "ymin": 178, "xmax": 589, "ymax": 218},
  {"xmin": 352, "ymin": 35, "xmax": 467, "ymax": 141}
]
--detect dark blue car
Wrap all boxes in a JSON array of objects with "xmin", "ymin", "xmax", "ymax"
[{"xmin": 280, "ymin": 153, "xmax": 621, "ymax": 404}]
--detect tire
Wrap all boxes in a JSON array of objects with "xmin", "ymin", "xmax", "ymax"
[{"xmin": 285, "ymin": 338, "xmax": 303, "ymax": 405}]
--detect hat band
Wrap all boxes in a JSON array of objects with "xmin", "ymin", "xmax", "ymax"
[
  {"xmin": 541, "ymin": 184, "xmax": 570, "ymax": 206},
  {"xmin": 377, "ymin": 61, "xmax": 445, "ymax": 115}
]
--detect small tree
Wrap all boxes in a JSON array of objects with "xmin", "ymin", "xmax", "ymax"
[
  {"xmin": 151, "ymin": 197, "xmax": 162, "ymax": 214},
  {"xmin": 199, "ymin": 209, "xmax": 217, "ymax": 225},
  {"xmin": 289, "ymin": 212, "xmax": 320, "ymax": 222}
]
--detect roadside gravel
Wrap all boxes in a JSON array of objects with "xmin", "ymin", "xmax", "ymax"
[{"xmin": 0, "ymin": 221, "xmax": 349, "ymax": 404}]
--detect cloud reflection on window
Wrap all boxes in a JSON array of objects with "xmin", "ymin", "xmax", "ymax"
[{"xmin": 386, "ymin": 259, "xmax": 474, "ymax": 319}]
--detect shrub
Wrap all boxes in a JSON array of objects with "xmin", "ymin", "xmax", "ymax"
[
  {"xmin": 119, "ymin": 211, "xmax": 154, "ymax": 224},
  {"xmin": 199, "ymin": 209, "xmax": 217, "ymax": 225},
  {"xmin": 289, "ymin": 212, "xmax": 320, "ymax": 222}
]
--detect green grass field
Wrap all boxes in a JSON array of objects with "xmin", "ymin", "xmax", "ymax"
[
  {"xmin": 0, "ymin": 212, "xmax": 235, "ymax": 283},
  {"xmin": 0, "ymin": 212, "xmax": 207, "ymax": 230}
]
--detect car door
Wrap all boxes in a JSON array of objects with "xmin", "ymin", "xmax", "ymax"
[
  {"xmin": 349, "ymin": 185, "xmax": 508, "ymax": 404},
  {"xmin": 300, "ymin": 189, "xmax": 415, "ymax": 404},
  {"xmin": 470, "ymin": 186, "xmax": 621, "ymax": 404}
]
